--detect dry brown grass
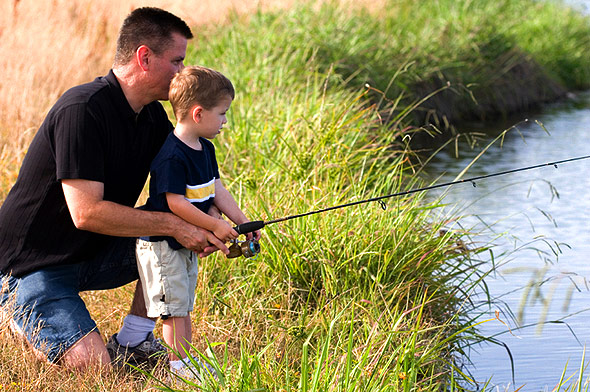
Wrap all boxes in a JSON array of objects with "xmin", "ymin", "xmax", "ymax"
[
  {"xmin": 0, "ymin": 0, "xmax": 301, "ymax": 206},
  {"xmin": 0, "ymin": 0, "xmax": 384, "ymax": 194},
  {"xmin": 0, "ymin": 265, "xmax": 296, "ymax": 391},
  {"xmin": 0, "ymin": 0, "xmax": 299, "ymax": 142}
]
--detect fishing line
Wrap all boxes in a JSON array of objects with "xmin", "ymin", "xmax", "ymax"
[{"xmin": 234, "ymin": 154, "xmax": 590, "ymax": 235}]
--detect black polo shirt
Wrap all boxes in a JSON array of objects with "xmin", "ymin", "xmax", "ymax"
[{"xmin": 0, "ymin": 70, "xmax": 173, "ymax": 277}]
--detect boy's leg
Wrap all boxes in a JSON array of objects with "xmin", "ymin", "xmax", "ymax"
[
  {"xmin": 115, "ymin": 279, "xmax": 157, "ymax": 348},
  {"xmin": 135, "ymin": 241, "xmax": 197, "ymax": 363},
  {"xmin": 106, "ymin": 240, "xmax": 167, "ymax": 367},
  {"xmin": 162, "ymin": 315, "xmax": 192, "ymax": 361},
  {"xmin": 130, "ymin": 278, "xmax": 151, "ymax": 318}
]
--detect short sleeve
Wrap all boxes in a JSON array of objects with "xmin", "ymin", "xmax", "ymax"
[
  {"xmin": 54, "ymin": 104, "xmax": 105, "ymax": 182},
  {"xmin": 150, "ymin": 157, "xmax": 187, "ymax": 197},
  {"xmin": 202, "ymin": 139, "xmax": 220, "ymax": 179}
]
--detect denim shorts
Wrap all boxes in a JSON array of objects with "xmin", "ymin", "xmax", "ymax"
[{"xmin": 0, "ymin": 237, "xmax": 138, "ymax": 363}]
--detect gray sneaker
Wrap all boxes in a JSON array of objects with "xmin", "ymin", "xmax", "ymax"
[
  {"xmin": 106, "ymin": 332, "xmax": 169, "ymax": 369},
  {"xmin": 171, "ymin": 357, "xmax": 220, "ymax": 385}
]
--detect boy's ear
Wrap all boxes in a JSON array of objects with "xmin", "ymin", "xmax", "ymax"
[{"xmin": 191, "ymin": 106, "xmax": 203, "ymax": 123}]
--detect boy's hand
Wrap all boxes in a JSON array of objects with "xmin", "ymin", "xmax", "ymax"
[
  {"xmin": 246, "ymin": 229, "xmax": 262, "ymax": 242},
  {"xmin": 213, "ymin": 219, "xmax": 238, "ymax": 243}
]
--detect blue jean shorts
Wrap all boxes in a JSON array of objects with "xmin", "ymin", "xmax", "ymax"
[{"xmin": 0, "ymin": 237, "xmax": 138, "ymax": 363}]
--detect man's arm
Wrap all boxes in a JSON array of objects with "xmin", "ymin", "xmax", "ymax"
[{"xmin": 62, "ymin": 178, "xmax": 229, "ymax": 256}]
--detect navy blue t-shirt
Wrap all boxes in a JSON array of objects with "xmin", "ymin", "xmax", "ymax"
[{"xmin": 142, "ymin": 133, "xmax": 219, "ymax": 249}]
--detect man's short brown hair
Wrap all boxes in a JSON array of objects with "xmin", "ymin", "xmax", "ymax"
[
  {"xmin": 114, "ymin": 7, "xmax": 193, "ymax": 66},
  {"xmin": 169, "ymin": 66, "xmax": 235, "ymax": 121}
]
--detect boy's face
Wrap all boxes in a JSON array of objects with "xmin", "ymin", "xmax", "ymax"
[{"xmin": 195, "ymin": 95, "xmax": 232, "ymax": 139}]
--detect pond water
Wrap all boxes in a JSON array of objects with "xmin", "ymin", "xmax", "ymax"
[
  {"xmin": 421, "ymin": 3, "xmax": 590, "ymax": 389},
  {"xmin": 426, "ymin": 91, "xmax": 590, "ymax": 390}
]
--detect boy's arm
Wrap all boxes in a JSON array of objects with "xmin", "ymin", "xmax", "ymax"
[
  {"xmin": 166, "ymin": 192, "xmax": 238, "ymax": 242},
  {"xmin": 214, "ymin": 179, "xmax": 261, "ymax": 241}
]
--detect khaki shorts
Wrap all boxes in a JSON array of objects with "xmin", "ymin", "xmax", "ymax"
[{"xmin": 136, "ymin": 239, "xmax": 198, "ymax": 318}]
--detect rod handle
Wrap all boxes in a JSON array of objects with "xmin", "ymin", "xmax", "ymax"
[{"xmin": 234, "ymin": 220, "xmax": 265, "ymax": 235}]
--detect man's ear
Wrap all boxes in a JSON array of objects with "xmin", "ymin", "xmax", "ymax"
[
  {"xmin": 136, "ymin": 45, "xmax": 151, "ymax": 71},
  {"xmin": 191, "ymin": 106, "xmax": 203, "ymax": 123}
]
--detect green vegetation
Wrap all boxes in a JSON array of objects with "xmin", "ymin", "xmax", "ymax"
[
  {"xmin": 2, "ymin": 0, "xmax": 590, "ymax": 390},
  {"xmin": 196, "ymin": 0, "xmax": 590, "ymax": 129},
  {"xmin": 163, "ymin": 1, "xmax": 590, "ymax": 390}
]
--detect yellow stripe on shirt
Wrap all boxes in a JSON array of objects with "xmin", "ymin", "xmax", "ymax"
[{"xmin": 185, "ymin": 178, "xmax": 215, "ymax": 203}]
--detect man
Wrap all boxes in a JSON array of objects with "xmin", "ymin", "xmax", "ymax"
[{"xmin": 0, "ymin": 7, "xmax": 228, "ymax": 370}]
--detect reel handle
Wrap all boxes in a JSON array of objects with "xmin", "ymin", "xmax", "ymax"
[{"xmin": 234, "ymin": 220, "xmax": 265, "ymax": 235}]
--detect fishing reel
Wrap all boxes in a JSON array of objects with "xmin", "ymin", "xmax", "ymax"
[
  {"xmin": 227, "ymin": 238, "xmax": 260, "ymax": 258},
  {"xmin": 226, "ymin": 221, "xmax": 265, "ymax": 259}
]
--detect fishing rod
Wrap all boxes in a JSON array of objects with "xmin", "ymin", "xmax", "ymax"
[{"xmin": 227, "ymin": 154, "xmax": 590, "ymax": 258}]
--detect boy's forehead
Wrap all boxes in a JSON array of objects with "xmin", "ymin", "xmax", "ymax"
[
  {"xmin": 190, "ymin": 95, "xmax": 232, "ymax": 109},
  {"xmin": 216, "ymin": 95, "xmax": 234, "ymax": 106}
]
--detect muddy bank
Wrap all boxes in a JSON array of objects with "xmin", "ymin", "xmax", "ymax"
[
  {"xmin": 418, "ymin": 52, "xmax": 565, "ymax": 122},
  {"xmin": 402, "ymin": 50, "xmax": 569, "ymax": 146}
]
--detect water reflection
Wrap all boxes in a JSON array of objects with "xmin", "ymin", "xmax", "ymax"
[{"xmin": 425, "ymin": 92, "xmax": 590, "ymax": 389}]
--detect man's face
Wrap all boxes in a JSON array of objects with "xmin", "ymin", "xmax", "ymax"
[{"xmin": 150, "ymin": 32, "xmax": 188, "ymax": 101}]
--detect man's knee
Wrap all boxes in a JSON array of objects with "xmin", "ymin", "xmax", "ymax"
[{"xmin": 60, "ymin": 331, "xmax": 111, "ymax": 370}]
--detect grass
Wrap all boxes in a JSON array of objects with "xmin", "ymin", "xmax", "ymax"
[{"xmin": 2, "ymin": 0, "xmax": 590, "ymax": 391}]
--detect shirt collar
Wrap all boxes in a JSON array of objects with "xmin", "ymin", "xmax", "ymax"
[
  {"xmin": 105, "ymin": 69, "xmax": 138, "ymax": 121},
  {"xmin": 104, "ymin": 70, "xmax": 159, "ymax": 125}
]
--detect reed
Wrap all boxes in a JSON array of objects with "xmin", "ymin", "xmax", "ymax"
[{"xmin": 1, "ymin": 0, "xmax": 590, "ymax": 391}]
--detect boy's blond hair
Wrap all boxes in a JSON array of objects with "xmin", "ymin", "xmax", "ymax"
[{"xmin": 169, "ymin": 66, "xmax": 235, "ymax": 121}]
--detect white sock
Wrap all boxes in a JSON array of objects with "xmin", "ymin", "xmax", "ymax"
[{"xmin": 116, "ymin": 314, "xmax": 156, "ymax": 347}]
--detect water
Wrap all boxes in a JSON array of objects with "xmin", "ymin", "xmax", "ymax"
[
  {"xmin": 421, "ymin": 2, "xmax": 590, "ymax": 388},
  {"xmin": 568, "ymin": 0, "xmax": 590, "ymax": 12},
  {"xmin": 426, "ymin": 88, "xmax": 590, "ymax": 388}
]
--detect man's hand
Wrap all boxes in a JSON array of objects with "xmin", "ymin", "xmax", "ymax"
[
  {"xmin": 171, "ymin": 217, "xmax": 229, "ymax": 256},
  {"xmin": 208, "ymin": 204, "xmax": 222, "ymax": 219}
]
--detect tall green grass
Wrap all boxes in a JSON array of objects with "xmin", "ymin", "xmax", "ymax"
[
  {"xmin": 137, "ymin": 1, "xmax": 590, "ymax": 390},
  {"xmin": 195, "ymin": 0, "xmax": 590, "ymax": 129},
  {"xmin": 2, "ymin": 0, "xmax": 590, "ymax": 390},
  {"xmin": 162, "ymin": 1, "xmax": 590, "ymax": 390},
  {"xmin": 161, "ymin": 3, "xmax": 497, "ymax": 390}
]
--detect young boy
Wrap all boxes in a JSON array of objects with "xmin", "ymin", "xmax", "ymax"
[{"xmin": 136, "ymin": 66, "xmax": 261, "ymax": 378}]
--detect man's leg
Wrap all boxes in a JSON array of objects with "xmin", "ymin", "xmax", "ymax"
[
  {"xmin": 0, "ymin": 266, "xmax": 106, "ymax": 368},
  {"xmin": 0, "ymin": 237, "xmax": 150, "ymax": 369},
  {"xmin": 66, "ymin": 239, "xmax": 141, "ymax": 369},
  {"xmin": 61, "ymin": 331, "xmax": 111, "ymax": 369},
  {"xmin": 130, "ymin": 279, "xmax": 150, "ymax": 318}
]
